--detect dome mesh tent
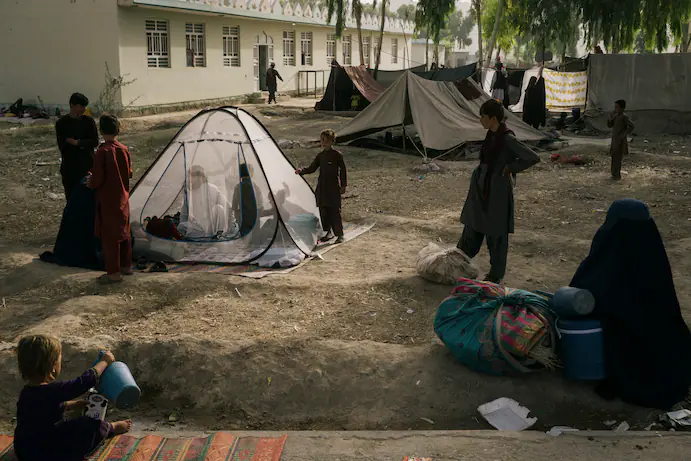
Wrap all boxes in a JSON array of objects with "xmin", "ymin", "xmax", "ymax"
[{"xmin": 129, "ymin": 107, "xmax": 320, "ymax": 266}]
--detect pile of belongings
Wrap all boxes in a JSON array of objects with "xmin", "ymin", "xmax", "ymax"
[
  {"xmin": 434, "ymin": 278, "xmax": 558, "ymax": 375},
  {"xmin": 416, "ymin": 243, "xmax": 479, "ymax": 284},
  {"xmin": 1, "ymin": 98, "xmax": 49, "ymax": 119}
]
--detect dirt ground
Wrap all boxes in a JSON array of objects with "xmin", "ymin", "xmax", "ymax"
[{"xmin": 0, "ymin": 103, "xmax": 690, "ymax": 435}]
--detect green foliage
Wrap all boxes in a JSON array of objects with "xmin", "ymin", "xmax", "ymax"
[
  {"xmin": 415, "ymin": 0, "xmax": 455, "ymax": 46},
  {"xmin": 396, "ymin": 3, "xmax": 416, "ymax": 21},
  {"xmin": 482, "ymin": 0, "xmax": 518, "ymax": 53},
  {"xmin": 446, "ymin": 8, "xmax": 476, "ymax": 48},
  {"xmin": 325, "ymin": 0, "xmax": 348, "ymax": 37}
]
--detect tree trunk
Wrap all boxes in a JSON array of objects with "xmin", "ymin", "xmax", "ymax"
[
  {"xmin": 561, "ymin": 43, "xmax": 567, "ymax": 65},
  {"xmin": 373, "ymin": 0, "xmax": 386, "ymax": 78},
  {"xmin": 425, "ymin": 35, "xmax": 430, "ymax": 69},
  {"xmin": 474, "ymin": 0, "xmax": 483, "ymax": 81},
  {"xmin": 433, "ymin": 40, "xmax": 439, "ymax": 65},
  {"xmin": 484, "ymin": 0, "xmax": 503, "ymax": 69},
  {"xmin": 682, "ymin": 23, "xmax": 690, "ymax": 52},
  {"xmin": 354, "ymin": 0, "xmax": 364, "ymax": 65}
]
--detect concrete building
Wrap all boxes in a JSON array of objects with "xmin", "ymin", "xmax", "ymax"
[
  {"xmin": 410, "ymin": 39, "xmax": 448, "ymax": 69},
  {"xmin": 1, "ymin": 0, "xmax": 414, "ymax": 111}
]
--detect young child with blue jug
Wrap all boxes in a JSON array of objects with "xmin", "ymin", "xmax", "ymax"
[{"xmin": 13, "ymin": 335, "xmax": 132, "ymax": 460}]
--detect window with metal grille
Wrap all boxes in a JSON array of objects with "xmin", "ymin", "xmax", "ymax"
[
  {"xmin": 326, "ymin": 33, "xmax": 336, "ymax": 64},
  {"xmin": 391, "ymin": 38, "xmax": 398, "ymax": 63},
  {"xmin": 342, "ymin": 35, "xmax": 352, "ymax": 65},
  {"xmin": 185, "ymin": 23, "xmax": 206, "ymax": 67},
  {"xmin": 283, "ymin": 30, "xmax": 296, "ymax": 66},
  {"xmin": 223, "ymin": 26, "xmax": 240, "ymax": 67},
  {"xmin": 146, "ymin": 20, "xmax": 170, "ymax": 68},
  {"xmin": 300, "ymin": 32, "xmax": 313, "ymax": 66},
  {"xmin": 362, "ymin": 36, "xmax": 371, "ymax": 66}
]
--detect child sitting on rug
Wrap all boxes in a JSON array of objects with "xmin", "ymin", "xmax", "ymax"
[
  {"xmin": 295, "ymin": 129, "xmax": 348, "ymax": 244},
  {"xmin": 13, "ymin": 335, "xmax": 132, "ymax": 461}
]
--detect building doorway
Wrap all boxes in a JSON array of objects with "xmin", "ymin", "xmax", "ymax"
[{"xmin": 254, "ymin": 33, "xmax": 274, "ymax": 92}]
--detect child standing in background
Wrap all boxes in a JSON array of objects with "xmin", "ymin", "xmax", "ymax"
[
  {"xmin": 87, "ymin": 114, "xmax": 133, "ymax": 284},
  {"xmin": 13, "ymin": 335, "xmax": 132, "ymax": 461},
  {"xmin": 607, "ymin": 99, "xmax": 635, "ymax": 181},
  {"xmin": 296, "ymin": 129, "xmax": 347, "ymax": 244}
]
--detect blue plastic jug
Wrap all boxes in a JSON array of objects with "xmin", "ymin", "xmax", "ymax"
[
  {"xmin": 557, "ymin": 318, "xmax": 606, "ymax": 381},
  {"xmin": 93, "ymin": 351, "xmax": 141, "ymax": 409}
]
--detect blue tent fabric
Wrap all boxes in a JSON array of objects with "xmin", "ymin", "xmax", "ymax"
[{"xmin": 40, "ymin": 182, "xmax": 104, "ymax": 270}]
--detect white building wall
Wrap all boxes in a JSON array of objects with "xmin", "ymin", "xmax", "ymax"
[
  {"xmin": 0, "ymin": 0, "xmax": 121, "ymax": 107},
  {"xmin": 410, "ymin": 42, "xmax": 447, "ymax": 69},
  {"xmin": 118, "ymin": 7, "xmax": 411, "ymax": 107}
]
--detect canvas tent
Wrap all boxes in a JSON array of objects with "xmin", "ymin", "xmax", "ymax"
[
  {"xmin": 129, "ymin": 107, "xmax": 321, "ymax": 266},
  {"xmin": 587, "ymin": 53, "xmax": 691, "ymax": 134},
  {"xmin": 374, "ymin": 62, "xmax": 478, "ymax": 87},
  {"xmin": 337, "ymin": 72, "xmax": 543, "ymax": 156},
  {"xmin": 315, "ymin": 62, "xmax": 386, "ymax": 111},
  {"xmin": 372, "ymin": 64, "xmax": 427, "ymax": 87}
]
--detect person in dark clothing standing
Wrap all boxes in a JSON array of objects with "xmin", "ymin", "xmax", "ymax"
[
  {"xmin": 55, "ymin": 93, "xmax": 99, "ymax": 201},
  {"xmin": 522, "ymin": 67, "xmax": 546, "ymax": 129},
  {"xmin": 607, "ymin": 99, "xmax": 635, "ymax": 180},
  {"xmin": 296, "ymin": 129, "xmax": 347, "ymax": 244},
  {"xmin": 266, "ymin": 63, "xmax": 283, "ymax": 104},
  {"xmin": 458, "ymin": 100, "xmax": 540, "ymax": 284}
]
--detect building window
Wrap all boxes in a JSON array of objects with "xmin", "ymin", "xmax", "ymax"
[
  {"xmin": 373, "ymin": 36, "xmax": 380, "ymax": 65},
  {"xmin": 185, "ymin": 23, "xmax": 206, "ymax": 67},
  {"xmin": 283, "ymin": 30, "xmax": 296, "ymax": 66},
  {"xmin": 222, "ymin": 26, "xmax": 240, "ymax": 67},
  {"xmin": 362, "ymin": 36, "xmax": 371, "ymax": 66},
  {"xmin": 300, "ymin": 32, "xmax": 313, "ymax": 66},
  {"xmin": 391, "ymin": 38, "xmax": 398, "ymax": 64},
  {"xmin": 326, "ymin": 33, "xmax": 336, "ymax": 64},
  {"xmin": 342, "ymin": 35, "xmax": 352, "ymax": 65},
  {"xmin": 146, "ymin": 20, "xmax": 169, "ymax": 68}
]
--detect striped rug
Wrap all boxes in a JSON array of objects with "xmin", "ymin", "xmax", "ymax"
[{"xmin": 0, "ymin": 432, "xmax": 287, "ymax": 461}]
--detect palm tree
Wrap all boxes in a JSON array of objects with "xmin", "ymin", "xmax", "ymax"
[
  {"xmin": 471, "ymin": 0, "xmax": 483, "ymax": 80},
  {"xmin": 353, "ymin": 0, "xmax": 365, "ymax": 65},
  {"xmin": 325, "ymin": 0, "xmax": 347, "ymax": 37}
]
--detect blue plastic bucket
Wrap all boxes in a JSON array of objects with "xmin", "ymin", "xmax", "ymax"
[
  {"xmin": 94, "ymin": 352, "xmax": 141, "ymax": 409},
  {"xmin": 552, "ymin": 287, "xmax": 595, "ymax": 318},
  {"xmin": 557, "ymin": 318, "xmax": 606, "ymax": 381}
]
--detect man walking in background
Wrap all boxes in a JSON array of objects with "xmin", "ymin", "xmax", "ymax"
[
  {"xmin": 266, "ymin": 63, "xmax": 283, "ymax": 104},
  {"xmin": 55, "ymin": 93, "xmax": 99, "ymax": 201}
]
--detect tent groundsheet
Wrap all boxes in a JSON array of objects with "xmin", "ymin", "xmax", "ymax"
[
  {"xmin": 586, "ymin": 53, "xmax": 691, "ymax": 134},
  {"xmin": 337, "ymin": 72, "xmax": 543, "ymax": 154}
]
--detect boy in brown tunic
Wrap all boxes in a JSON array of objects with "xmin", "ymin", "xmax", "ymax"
[
  {"xmin": 608, "ymin": 99, "xmax": 635, "ymax": 180},
  {"xmin": 296, "ymin": 129, "xmax": 347, "ymax": 244}
]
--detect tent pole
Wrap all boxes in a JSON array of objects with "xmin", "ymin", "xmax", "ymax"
[{"xmin": 402, "ymin": 124, "xmax": 406, "ymax": 152}]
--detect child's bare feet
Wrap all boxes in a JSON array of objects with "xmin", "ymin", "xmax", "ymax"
[{"xmin": 112, "ymin": 420, "xmax": 132, "ymax": 435}]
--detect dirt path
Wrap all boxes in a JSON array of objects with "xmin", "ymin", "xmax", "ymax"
[{"xmin": 1, "ymin": 106, "xmax": 690, "ymax": 434}]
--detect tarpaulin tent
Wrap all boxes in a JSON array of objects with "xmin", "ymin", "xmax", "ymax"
[
  {"xmin": 337, "ymin": 72, "xmax": 543, "ymax": 156},
  {"xmin": 586, "ymin": 53, "xmax": 691, "ymax": 134},
  {"xmin": 373, "ymin": 64, "xmax": 427, "ymax": 88},
  {"xmin": 315, "ymin": 62, "xmax": 386, "ymax": 111},
  {"xmin": 374, "ymin": 62, "xmax": 478, "ymax": 87}
]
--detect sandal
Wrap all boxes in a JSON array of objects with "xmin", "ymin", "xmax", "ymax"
[
  {"xmin": 136, "ymin": 257, "xmax": 148, "ymax": 271},
  {"xmin": 149, "ymin": 261, "xmax": 168, "ymax": 273},
  {"xmin": 98, "ymin": 274, "xmax": 123, "ymax": 285}
]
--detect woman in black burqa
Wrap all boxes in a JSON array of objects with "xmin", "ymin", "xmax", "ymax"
[
  {"xmin": 522, "ymin": 68, "xmax": 546, "ymax": 129},
  {"xmin": 570, "ymin": 199, "xmax": 691, "ymax": 409}
]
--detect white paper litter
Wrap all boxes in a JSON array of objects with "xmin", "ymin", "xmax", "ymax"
[
  {"xmin": 665, "ymin": 409, "xmax": 691, "ymax": 426},
  {"xmin": 478, "ymin": 397, "xmax": 537, "ymax": 431},
  {"xmin": 546, "ymin": 426, "xmax": 579, "ymax": 436},
  {"xmin": 614, "ymin": 421, "xmax": 630, "ymax": 432}
]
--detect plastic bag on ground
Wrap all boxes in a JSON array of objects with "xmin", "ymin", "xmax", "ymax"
[{"xmin": 416, "ymin": 242, "xmax": 479, "ymax": 284}]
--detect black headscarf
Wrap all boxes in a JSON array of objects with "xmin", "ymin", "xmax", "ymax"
[
  {"xmin": 522, "ymin": 76, "xmax": 546, "ymax": 128},
  {"xmin": 571, "ymin": 199, "xmax": 691, "ymax": 409}
]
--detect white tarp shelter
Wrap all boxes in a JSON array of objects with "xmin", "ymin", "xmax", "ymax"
[
  {"xmin": 130, "ymin": 107, "xmax": 320, "ymax": 266},
  {"xmin": 337, "ymin": 72, "xmax": 543, "ymax": 155},
  {"xmin": 587, "ymin": 53, "xmax": 691, "ymax": 134}
]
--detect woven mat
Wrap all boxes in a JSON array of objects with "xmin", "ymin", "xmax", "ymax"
[
  {"xmin": 139, "ymin": 222, "xmax": 374, "ymax": 279},
  {"xmin": 0, "ymin": 432, "xmax": 287, "ymax": 461}
]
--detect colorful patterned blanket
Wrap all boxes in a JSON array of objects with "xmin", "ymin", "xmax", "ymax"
[{"xmin": 0, "ymin": 432, "xmax": 287, "ymax": 461}]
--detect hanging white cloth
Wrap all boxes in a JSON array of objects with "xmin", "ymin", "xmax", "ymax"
[{"xmin": 179, "ymin": 182, "xmax": 235, "ymax": 239}]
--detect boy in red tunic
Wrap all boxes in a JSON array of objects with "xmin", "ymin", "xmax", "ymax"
[
  {"xmin": 87, "ymin": 115, "xmax": 133, "ymax": 284},
  {"xmin": 295, "ymin": 129, "xmax": 347, "ymax": 244}
]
